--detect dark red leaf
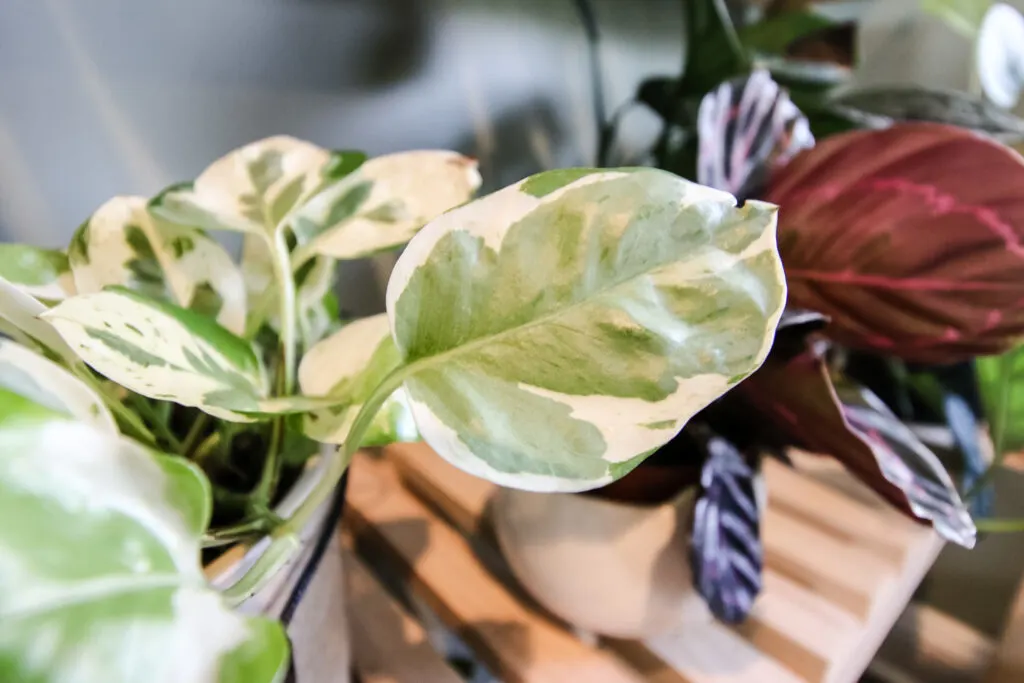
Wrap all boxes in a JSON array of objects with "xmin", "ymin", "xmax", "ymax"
[
  {"xmin": 766, "ymin": 123, "xmax": 1024, "ymax": 363},
  {"xmin": 741, "ymin": 347, "xmax": 976, "ymax": 547},
  {"xmin": 697, "ymin": 69, "xmax": 814, "ymax": 200}
]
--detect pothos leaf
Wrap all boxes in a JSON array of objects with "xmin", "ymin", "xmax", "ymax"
[
  {"xmin": 0, "ymin": 276, "xmax": 78, "ymax": 365},
  {"xmin": 0, "ymin": 391, "xmax": 289, "ymax": 683},
  {"xmin": 742, "ymin": 349, "xmax": 976, "ymax": 547},
  {"xmin": 697, "ymin": 69, "xmax": 814, "ymax": 200},
  {"xmin": 768, "ymin": 123, "xmax": 1024, "ymax": 363},
  {"xmin": 0, "ymin": 244, "xmax": 75, "ymax": 302},
  {"xmin": 298, "ymin": 313, "xmax": 418, "ymax": 447},
  {"xmin": 70, "ymin": 196, "xmax": 247, "ymax": 335},
  {"xmin": 690, "ymin": 436, "xmax": 762, "ymax": 624},
  {"xmin": 41, "ymin": 287, "xmax": 268, "ymax": 422},
  {"xmin": 386, "ymin": 167, "xmax": 786, "ymax": 492},
  {"xmin": 0, "ymin": 339, "xmax": 115, "ymax": 433}
]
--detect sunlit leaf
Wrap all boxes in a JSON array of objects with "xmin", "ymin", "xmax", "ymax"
[{"xmin": 0, "ymin": 276, "xmax": 77, "ymax": 365}]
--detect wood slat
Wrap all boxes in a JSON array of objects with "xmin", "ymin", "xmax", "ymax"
[
  {"xmin": 345, "ymin": 452, "xmax": 645, "ymax": 683},
  {"xmin": 986, "ymin": 577, "xmax": 1024, "ymax": 683},
  {"xmin": 345, "ymin": 547, "xmax": 462, "ymax": 683}
]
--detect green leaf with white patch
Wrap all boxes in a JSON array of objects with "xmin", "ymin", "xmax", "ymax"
[
  {"xmin": 0, "ymin": 244, "xmax": 75, "ymax": 302},
  {"xmin": 0, "ymin": 396, "xmax": 289, "ymax": 683},
  {"xmin": 0, "ymin": 339, "xmax": 115, "ymax": 433},
  {"xmin": 70, "ymin": 196, "xmax": 247, "ymax": 335},
  {"xmin": 385, "ymin": 167, "xmax": 785, "ymax": 492},
  {"xmin": 294, "ymin": 256, "xmax": 341, "ymax": 351},
  {"xmin": 240, "ymin": 234, "xmax": 277, "ymax": 337},
  {"xmin": 298, "ymin": 314, "xmax": 418, "ymax": 446},
  {"xmin": 290, "ymin": 150, "xmax": 481, "ymax": 264},
  {"xmin": 0, "ymin": 276, "xmax": 78, "ymax": 364},
  {"xmin": 41, "ymin": 287, "xmax": 268, "ymax": 421}
]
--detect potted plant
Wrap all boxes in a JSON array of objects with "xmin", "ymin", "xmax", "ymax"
[
  {"xmin": 0, "ymin": 133, "xmax": 786, "ymax": 681},
  {"xmin": 491, "ymin": 0, "xmax": 1024, "ymax": 638}
]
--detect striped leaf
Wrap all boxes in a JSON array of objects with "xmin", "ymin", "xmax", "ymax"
[
  {"xmin": 0, "ymin": 244, "xmax": 75, "ymax": 302},
  {"xmin": 0, "ymin": 339, "xmax": 115, "ymax": 433},
  {"xmin": 70, "ymin": 196, "xmax": 247, "ymax": 335},
  {"xmin": 386, "ymin": 168, "xmax": 786, "ymax": 492},
  {"xmin": 0, "ymin": 392, "xmax": 289, "ymax": 683},
  {"xmin": 298, "ymin": 314, "xmax": 418, "ymax": 447},
  {"xmin": 41, "ymin": 288, "xmax": 268, "ymax": 421}
]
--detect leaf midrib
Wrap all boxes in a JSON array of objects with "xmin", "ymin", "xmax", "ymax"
[{"xmin": 1, "ymin": 573, "xmax": 188, "ymax": 622}]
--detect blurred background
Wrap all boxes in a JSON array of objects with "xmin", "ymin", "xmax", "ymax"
[{"xmin": 1, "ymin": 0, "xmax": 1023, "ymax": 645}]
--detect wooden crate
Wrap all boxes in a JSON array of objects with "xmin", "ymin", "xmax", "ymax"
[{"xmin": 342, "ymin": 443, "xmax": 944, "ymax": 683}]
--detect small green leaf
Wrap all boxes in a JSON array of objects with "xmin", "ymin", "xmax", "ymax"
[
  {"xmin": 42, "ymin": 287, "xmax": 268, "ymax": 421},
  {"xmin": 386, "ymin": 168, "xmax": 785, "ymax": 492},
  {"xmin": 0, "ymin": 401, "xmax": 289, "ymax": 683},
  {"xmin": 0, "ymin": 244, "xmax": 75, "ymax": 301}
]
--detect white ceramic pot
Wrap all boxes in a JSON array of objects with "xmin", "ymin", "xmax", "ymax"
[{"xmin": 207, "ymin": 450, "xmax": 350, "ymax": 683}]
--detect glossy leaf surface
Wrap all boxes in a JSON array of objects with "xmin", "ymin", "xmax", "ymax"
[{"xmin": 0, "ymin": 244, "xmax": 75, "ymax": 301}]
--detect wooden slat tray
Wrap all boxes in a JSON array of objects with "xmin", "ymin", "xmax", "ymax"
[{"xmin": 343, "ymin": 443, "xmax": 944, "ymax": 683}]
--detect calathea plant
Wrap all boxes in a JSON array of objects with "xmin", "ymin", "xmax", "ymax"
[{"xmin": 0, "ymin": 134, "xmax": 785, "ymax": 681}]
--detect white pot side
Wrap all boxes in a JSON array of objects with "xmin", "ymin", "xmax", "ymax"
[
  {"xmin": 206, "ymin": 448, "xmax": 351, "ymax": 683},
  {"xmin": 492, "ymin": 475, "xmax": 767, "ymax": 639}
]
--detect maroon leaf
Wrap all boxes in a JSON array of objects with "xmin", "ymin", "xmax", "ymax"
[
  {"xmin": 741, "ymin": 347, "xmax": 976, "ymax": 547},
  {"xmin": 766, "ymin": 123, "xmax": 1024, "ymax": 363},
  {"xmin": 697, "ymin": 69, "xmax": 815, "ymax": 200}
]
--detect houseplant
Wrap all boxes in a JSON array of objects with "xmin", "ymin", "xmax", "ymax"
[{"xmin": 0, "ymin": 134, "xmax": 786, "ymax": 681}]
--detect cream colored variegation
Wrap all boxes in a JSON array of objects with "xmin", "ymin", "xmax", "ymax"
[
  {"xmin": 290, "ymin": 150, "xmax": 481, "ymax": 264},
  {"xmin": 0, "ymin": 276, "xmax": 78, "ymax": 365},
  {"xmin": 298, "ymin": 314, "xmax": 418, "ymax": 446},
  {"xmin": 385, "ymin": 168, "xmax": 786, "ymax": 492},
  {"xmin": 70, "ymin": 196, "xmax": 247, "ymax": 334},
  {"xmin": 0, "ymin": 404, "xmax": 289, "ymax": 682},
  {"xmin": 0, "ymin": 339, "xmax": 115, "ymax": 433},
  {"xmin": 41, "ymin": 289, "xmax": 268, "ymax": 421}
]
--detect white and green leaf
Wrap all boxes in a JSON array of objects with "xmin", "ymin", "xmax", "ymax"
[
  {"xmin": 385, "ymin": 168, "xmax": 786, "ymax": 492},
  {"xmin": 298, "ymin": 313, "xmax": 418, "ymax": 446},
  {"xmin": 0, "ymin": 276, "xmax": 78, "ymax": 365},
  {"xmin": 240, "ymin": 234, "xmax": 277, "ymax": 337},
  {"xmin": 0, "ymin": 394, "xmax": 289, "ymax": 683},
  {"xmin": 0, "ymin": 244, "xmax": 76, "ymax": 301},
  {"xmin": 69, "ymin": 196, "xmax": 247, "ymax": 335},
  {"xmin": 0, "ymin": 339, "xmax": 115, "ymax": 433},
  {"xmin": 290, "ymin": 150, "xmax": 481, "ymax": 263},
  {"xmin": 41, "ymin": 287, "xmax": 268, "ymax": 421}
]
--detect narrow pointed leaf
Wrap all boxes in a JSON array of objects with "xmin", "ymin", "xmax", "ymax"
[
  {"xmin": 742, "ymin": 349, "xmax": 976, "ymax": 546},
  {"xmin": 41, "ymin": 287, "xmax": 267, "ymax": 421},
  {"xmin": 387, "ymin": 168, "xmax": 786, "ymax": 492},
  {"xmin": 690, "ymin": 436, "xmax": 762, "ymax": 623},
  {"xmin": 298, "ymin": 314, "xmax": 418, "ymax": 446},
  {"xmin": 0, "ymin": 339, "xmax": 115, "ymax": 433},
  {"xmin": 768, "ymin": 123, "xmax": 1024, "ymax": 363},
  {"xmin": 0, "ymin": 394, "xmax": 289, "ymax": 683},
  {"xmin": 0, "ymin": 244, "xmax": 75, "ymax": 301},
  {"xmin": 291, "ymin": 150, "xmax": 481, "ymax": 262},
  {"xmin": 70, "ymin": 196, "xmax": 247, "ymax": 334},
  {"xmin": 943, "ymin": 392, "xmax": 994, "ymax": 517},
  {"xmin": 697, "ymin": 69, "xmax": 814, "ymax": 200}
]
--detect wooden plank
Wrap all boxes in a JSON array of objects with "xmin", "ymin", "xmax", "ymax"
[
  {"xmin": 345, "ymin": 547, "xmax": 462, "ymax": 683},
  {"xmin": 389, "ymin": 441, "xmax": 491, "ymax": 531},
  {"xmin": 986, "ymin": 577, "xmax": 1024, "ymax": 683},
  {"xmin": 345, "ymin": 452, "xmax": 645, "ymax": 683},
  {"xmin": 764, "ymin": 458, "xmax": 912, "ymax": 566}
]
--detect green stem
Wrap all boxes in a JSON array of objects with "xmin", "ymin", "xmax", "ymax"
[
  {"xmin": 127, "ymin": 395, "xmax": 183, "ymax": 451},
  {"xmin": 181, "ymin": 412, "xmax": 210, "ymax": 457},
  {"xmin": 192, "ymin": 432, "xmax": 222, "ymax": 464},
  {"xmin": 967, "ymin": 353, "xmax": 1014, "ymax": 500},
  {"xmin": 976, "ymin": 517, "xmax": 1024, "ymax": 533},
  {"xmin": 76, "ymin": 367, "xmax": 158, "ymax": 448},
  {"xmin": 254, "ymin": 415, "xmax": 285, "ymax": 504},
  {"xmin": 267, "ymin": 229, "xmax": 297, "ymax": 394}
]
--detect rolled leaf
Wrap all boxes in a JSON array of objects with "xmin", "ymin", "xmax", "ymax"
[
  {"xmin": 742, "ymin": 349, "xmax": 976, "ymax": 547},
  {"xmin": 0, "ymin": 244, "xmax": 75, "ymax": 301},
  {"xmin": 41, "ymin": 287, "xmax": 268, "ymax": 421},
  {"xmin": 298, "ymin": 314, "xmax": 418, "ymax": 447},
  {"xmin": 0, "ymin": 276, "xmax": 77, "ymax": 364},
  {"xmin": 0, "ymin": 339, "xmax": 115, "ymax": 433},
  {"xmin": 0, "ymin": 392, "xmax": 288, "ymax": 683},
  {"xmin": 690, "ymin": 436, "xmax": 762, "ymax": 624},
  {"xmin": 386, "ymin": 167, "xmax": 786, "ymax": 492},
  {"xmin": 697, "ymin": 69, "xmax": 814, "ymax": 200},
  {"xmin": 70, "ymin": 196, "xmax": 247, "ymax": 335},
  {"xmin": 829, "ymin": 87, "xmax": 1024, "ymax": 142},
  {"xmin": 767, "ymin": 123, "xmax": 1024, "ymax": 363},
  {"xmin": 291, "ymin": 150, "xmax": 482, "ymax": 263}
]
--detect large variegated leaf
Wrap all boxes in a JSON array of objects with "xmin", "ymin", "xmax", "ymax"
[
  {"xmin": 0, "ymin": 276, "xmax": 77, "ymax": 363},
  {"xmin": 290, "ymin": 150, "xmax": 481, "ymax": 263},
  {"xmin": 0, "ymin": 244, "xmax": 76, "ymax": 301},
  {"xmin": 0, "ymin": 339, "xmax": 115, "ymax": 433},
  {"xmin": 298, "ymin": 314, "xmax": 418, "ymax": 447},
  {"xmin": 41, "ymin": 287, "xmax": 268, "ymax": 421},
  {"xmin": 70, "ymin": 196, "xmax": 247, "ymax": 334},
  {"xmin": 0, "ymin": 392, "xmax": 288, "ymax": 683},
  {"xmin": 386, "ymin": 168, "xmax": 786, "ymax": 492},
  {"xmin": 149, "ymin": 136, "xmax": 331, "ymax": 237}
]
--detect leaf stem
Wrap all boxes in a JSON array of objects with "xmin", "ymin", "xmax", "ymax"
[
  {"xmin": 126, "ymin": 395, "xmax": 183, "ymax": 451},
  {"xmin": 976, "ymin": 517, "xmax": 1024, "ymax": 533},
  {"xmin": 267, "ymin": 229, "xmax": 297, "ymax": 394},
  {"xmin": 181, "ymin": 412, "xmax": 210, "ymax": 457}
]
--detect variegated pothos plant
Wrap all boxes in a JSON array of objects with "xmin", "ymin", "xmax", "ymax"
[{"xmin": 0, "ymin": 136, "xmax": 786, "ymax": 682}]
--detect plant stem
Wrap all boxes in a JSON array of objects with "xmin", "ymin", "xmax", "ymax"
[
  {"xmin": 181, "ymin": 412, "xmax": 210, "ymax": 457},
  {"xmin": 254, "ymin": 415, "xmax": 285, "ymax": 504},
  {"xmin": 976, "ymin": 517, "xmax": 1024, "ymax": 533},
  {"xmin": 192, "ymin": 431, "xmax": 222, "ymax": 464},
  {"xmin": 127, "ymin": 395, "xmax": 183, "ymax": 451},
  {"xmin": 268, "ymin": 229, "xmax": 298, "ymax": 395}
]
